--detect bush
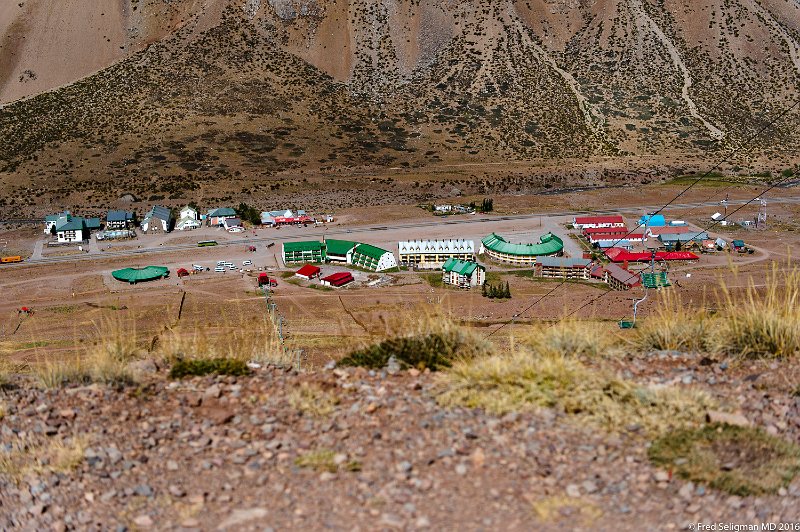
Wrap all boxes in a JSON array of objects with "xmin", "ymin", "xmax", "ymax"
[
  {"xmin": 169, "ymin": 357, "xmax": 250, "ymax": 379},
  {"xmin": 437, "ymin": 349, "xmax": 713, "ymax": 433},
  {"xmin": 649, "ymin": 424, "xmax": 800, "ymax": 495},
  {"xmin": 339, "ymin": 330, "xmax": 489, "ymax": 371}
]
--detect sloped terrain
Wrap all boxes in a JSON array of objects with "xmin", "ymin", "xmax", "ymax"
[{"xmin": 1, "ymin": 0, "xmax": 800, "ymax": 216}]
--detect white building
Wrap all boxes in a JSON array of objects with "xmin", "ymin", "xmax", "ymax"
[
  {"xmin": 398, "ymin": 239, "xmax": 476, "ymax": 269},
  {"xmin": 350, "ymin": 243, "xmax": 397, "ymax": 272},
  {"xmin": 176, "ymin": 206, "xmax": 201, "ymax": 231},
  {"xmin": 141, "ymin": 205, "xmax": 173, "ymax": 233},
  {"xmin": 442, "ymin": 259, "xmax": 485, "ymax": 288}
]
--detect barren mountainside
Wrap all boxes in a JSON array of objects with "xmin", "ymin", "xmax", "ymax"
[{"xmin": 1, "ymin": 0, "xmax": 800, "ymax": 213}]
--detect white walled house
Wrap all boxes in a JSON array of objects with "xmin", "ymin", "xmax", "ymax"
[
  {"xmin": 176, "ymin": 206, "xmax": 201, "ymax": 231},
  {"xmin": 106, "ymin": 210, "xmax": 134, "ymax": 230},
  {"xmin": 141, "ymin": 206, "xmax": 173, "ymax": 233},
  {"xmin": 207, "ymin": 208, "xmax": 237, "ymax": 227}
]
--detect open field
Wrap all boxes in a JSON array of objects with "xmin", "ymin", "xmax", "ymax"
[{"xmin": 2, "ymin": 185, "xmax": 798, "ymax": 367}]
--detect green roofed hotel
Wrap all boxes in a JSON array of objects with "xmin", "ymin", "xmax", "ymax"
[
  {"xmin": 324, "ymin": 239, "xmax": 358, "ymax": 263},
  {"xmin": 350, "ymin": 243, "xmax": 397, "ymax": 272},
  {"xmin": 282, "ymin": 241, "xmax": 327, "ymax": 264},
  {"xmin": 480, "ymin": 232, "xmax": 564, "ymax": 264},
  {"xmin": 442, "ymin": 258, "xmax": 485, "ymax": 288}
]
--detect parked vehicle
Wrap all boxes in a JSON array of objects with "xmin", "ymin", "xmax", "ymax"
[
  {"xmin": 1, "ymin": 256, "xmax": 23, "ymax": 264},
  {"xmin": 267, "ymin": 242, "xmax": 275, "ymax": 248},
  {"xmin": 214, "ymin": 266, "xmax": 225, "ymax": 273},
  {"xmin": 192, "ymin": 264, "xmax": 205, "ymax": 271},
  {"xmin": 198, "ymin": 240, "xmax": 218, "ymax": 247},
  {"xmin": 243, "ymin": 260, "xmax": 252, "ymax": 266},
  {"xmin": 247, "ymin": 246, "xmax": 256, "ymax": 252}
]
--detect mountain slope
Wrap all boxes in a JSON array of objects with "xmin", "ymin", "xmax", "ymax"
[{"xmin": 1, "ymin": 0, "xmax": 799, "ymax": 215}]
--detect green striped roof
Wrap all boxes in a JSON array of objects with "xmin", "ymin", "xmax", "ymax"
[
  {"xmin": 443, "ymin": 258, "xmax": 481, "ymax": 276},
  {"xmin": 641, "ymin": 272, "xmax": 671, "ymax": 289},
  {"xmin": 326, "ymin": 239, "xmax": 357, "ymax": 256},
  {"xmin": 481, "ymin": 232, "xmax": 563, "ymax": 257},
  {"xmin": 112, "ymin": 266, "xmax": 169, "ymax": 283},
  {"xmin": 283, "ymin": 241, "xmax": 325, "ymax": 252},
  {"xmin": 353, "ymin": 243, "xmax": 391, "ymax": 261}
]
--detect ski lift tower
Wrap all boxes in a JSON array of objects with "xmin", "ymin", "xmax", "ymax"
[{"xmin": 756, "ymin": 198, "xmax": 767, "ymax": 229}]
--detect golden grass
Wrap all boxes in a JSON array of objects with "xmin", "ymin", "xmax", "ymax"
[
  {"xmin": 0, "ymin": 435, "xmax": 87, "ymax": 482},
  {"xmin": 31, "ymin": 315, "xmax": 140, "ymax": 388},
  {"xmin": 649, "ymin": 424, "xmax": 800, "ymax": 495},
  {"xmin": 437, "ymin": 348, "xmax": 713, "ymax": 434},
  {"xmin": 158, "ymin": 316, "xmax": 292, "ymax": 368},
  {"xmin": 532, "ymin": 496, "xmax": 602, "ymax": 524},
  {"xmin": 288, "ymin": 382, "xmax": 340, "ymax": 417},
  {"xmin": 633, "ymin": 265, "xmax": 800, "ymax": 358},
  {"xmin": 523, "ymin": 319, "xmax": 621, "ymax": 358},
  {"xmin": 712, "ymin": 267, "xmax": 800, "ymax": 359},
  {"xmin": 294, "ymin": 448, "xmax": 361, "ymax": 473}
]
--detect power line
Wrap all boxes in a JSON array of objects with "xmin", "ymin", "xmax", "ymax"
[
  {"xmin": 559, "ymin": 169, "xmax": 800, "ymax": 322},
  {"xmin": 482, "ymin": 97, "xmax": 800, "ymax": 338}
]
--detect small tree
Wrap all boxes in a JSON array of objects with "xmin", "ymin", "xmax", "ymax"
[
  {"xmin": 504, "ymin": 281, "xmax": 511, "ymax": 299},
  {"xmin": 482, "ymin": 282, "xmax": 487, "ymax": 297},
  {"xmin": 49, "ymin": 224, "xmax": 56, "ymax": 236}
]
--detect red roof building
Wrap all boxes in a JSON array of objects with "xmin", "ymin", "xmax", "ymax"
[
  {"xmin": 582, "ymin": 226, "xmax": 629, "ymax": 237},
  {"xmin": 295, "ymin": 264, "xmax": 321, "ymax": 280},
  {"xmin": 646, "ymin": 226, "xmax": 691, "ymax": 237},
  {"xmin": 321, "ymin": 272, "xmax": 354, "ymax": 287},
  {"xmin": 573, "ymin": 215, "xmax": 626, "ymax": 229},
  {"xmin": 604, "ymin": 247, "xmax": 699, "ymax": 262},
  {"xmin": 604, "ymin": 263, "xmax": 641, "ymax": 291}
]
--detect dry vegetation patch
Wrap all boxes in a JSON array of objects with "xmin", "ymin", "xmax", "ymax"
[
  {"xmin": 288, "ymin": 382, "xmax": 340, "ymax": 417},
  {"xmin": 436, "ymin": 350, "xmax": 713, "ymax": 433},
  {"xmin": 0, "ymin": 436, "xmax": 87, "ymax": 483},
  {"xmin": 649, "ymin": 424, "xmax": 800, "ymax": 496}
]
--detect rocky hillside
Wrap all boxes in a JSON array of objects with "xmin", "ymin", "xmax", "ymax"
[{"xmin": 1, "ymin": 0, "xmax": 799, "ymax": 212}]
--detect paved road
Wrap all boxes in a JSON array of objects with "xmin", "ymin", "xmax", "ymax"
[{"xmin": 4, "ymin": 196, "xmax": 799, "ymax": 268}]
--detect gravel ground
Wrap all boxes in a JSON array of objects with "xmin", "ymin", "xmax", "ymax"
[{"xmin": 1, "ymin": 360, "xmax": 800, "ymax": 531}]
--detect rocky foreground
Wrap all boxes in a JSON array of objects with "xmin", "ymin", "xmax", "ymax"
[{"xmin": 1, "ymin": 357, "xmax": 799, "ymax": 531}]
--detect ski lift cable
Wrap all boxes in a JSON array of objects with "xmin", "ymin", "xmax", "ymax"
[
  {"xmin": 559, "ymin": 168, "xmax": 800, "ymax": 322},
  {"xmin": 482, "ymin": 96, "xmax": 800, "ymax": 339}
]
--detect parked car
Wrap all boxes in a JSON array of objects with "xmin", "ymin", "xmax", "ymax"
[
  {"xmin": 214, "ymin": 266, "xmax": 225, "ymax": 273},
  {"xmin": 192, "ymin": 264, "xmax": 204, "ymax": 271},
  {"xmin": 243, "ymin": 260, "xmax": 252, "ymax": 266}
]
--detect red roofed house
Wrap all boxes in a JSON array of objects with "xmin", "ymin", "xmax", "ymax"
[
  {"xmin": 321, "ymin": 272, "xmax": 354, "ymax": 287},
  {"xmin": 604, "ymin": 263, "xmax": 641, "ymax": 291},
  {"xmin": 295, "ymin": 264, "xmax": 321, "ymax": 280},
  {"xmin": 582, "ymin": 227, "xmax": 629, "ymax": 238},
  {"xmin": 587, "ymin": 233, "xmax": 644, "ymax": 244},
  {"xmin": 573, "ymin": 215, "xmax": 625, "ymax": 229}
]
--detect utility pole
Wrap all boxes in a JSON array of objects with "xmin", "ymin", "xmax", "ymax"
[
  {"xmin": 721, "ymin": 193, "xmax": 729, "ymax": 221},
  {"xmin": 757, "ymin": 198, "xmax": 767, "ymax": 229}
]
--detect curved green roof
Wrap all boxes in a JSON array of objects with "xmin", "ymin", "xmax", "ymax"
[
  {"xmin": 481, "ymin": 232, "xmax": 563, "ymax": 257},
  {"xmin": 112, "ymin": 266, "xmax": 169, "ymax": 284}
]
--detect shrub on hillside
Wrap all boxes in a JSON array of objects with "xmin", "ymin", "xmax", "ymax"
[{"xmin": 169, "ymin": 358, "xmax": 250, "ymax": 379}]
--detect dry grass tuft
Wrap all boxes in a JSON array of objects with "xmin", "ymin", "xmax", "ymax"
[
  {"xmin": 288, "ymin": 382, "xmax": 340, "ymax": 417},
  {"xmin": 159, "ymin": 317, "xmax": 292, "ymax": 368},
  {"xmin": 32, "ymin": 315, "xmax": 140, "ymax": 388},
  {"xmin": 294, "ymin": 449, "xmax": 361, "ymax": 473},
  {"xmin": 437, "ymin": 349, "xmax": 713, "ymax": 434},
  {"xmin": 0, "ymin": 435, "xmax": 87, "ymax": 482},
  {"xmin": 649, "ymin": 423, "xmax": 800, "ymax": 495},
  {"xmin": 532, "ymin": 495, "xmax": 602, "ymax": 524},
  {"xmin": 712, "ymin": 267, "xmax": 800, "ymax": 359},
  {"xmin": 523, "ymin": 319, "xmax": 621, "ymax": 358},
  {"xmin": 340, "ymin": 311, "xmax": 493, "ymax": 370},
  {"xmin": 635, "ymin": 291, "xmax": 711, "ymax": 353}
]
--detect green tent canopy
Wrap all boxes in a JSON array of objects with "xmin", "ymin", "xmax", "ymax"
[{"xmin": 112, "ymin": 266, "xmax": 170, "ymax": 284}]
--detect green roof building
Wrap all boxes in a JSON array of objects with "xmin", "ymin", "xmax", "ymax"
[
  {"xmin": 112, "ymin": 266, "xmax": 169, "ymax": 284},
  {"xmin": 282, "ymin": 241, "xmax": 327, "ymax": 264},
  {"xmin": 350, "ymin": 243, "xmax": 397, "ymax": 272},
  {"xmin": 480, "ymin": 232, "xmax": 564, "ymax": 264},
  {"xmin": 325, "ymin": 239, "xmax": 358, "ymax": 263},
  {"xmin": 442, "ymin": 258, "xmax": 485, "ymax": 288}
]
